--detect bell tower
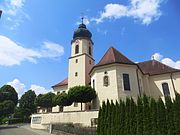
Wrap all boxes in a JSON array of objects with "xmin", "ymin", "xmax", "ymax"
[{"xmin": 68, "ymin": 18, "xmax": 94, "ymax": 89}]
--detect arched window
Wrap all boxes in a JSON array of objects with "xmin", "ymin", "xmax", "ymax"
[
  {"xmin": 103, "ymin": 76, "xmax": 109, "ymax": 87},
  {"xmin": 162, "ymin": 83, "xmax": 170, "ymax": 96},
  {"xmin": 75, "ymin": 45, "xmax": 79, "ymax": 54},
  {"xmin": 89, "ymin": 46, "xmax": 92, "ymax": 55}
]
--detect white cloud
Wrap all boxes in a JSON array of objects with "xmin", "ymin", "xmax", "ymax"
[
  {"xmin": 151, "ymin": 53, "xmax": 180, "ymax": 69},
  {"xmin": 92, "ymin": 0, "xmax": 163, "ymax": 25},
  {"xmin": 7, "ymin": 78, "xmax": 52, "ymax": 97},
  {"xmin": 7, "ymin": 78, "xmax": 26, "ymax": 97},
  {"xmin": 30, "ymin": 84, "xmax": 52, "ymax": 96},
  {"xmin": 0, "ymin": 35, "xmax": 64, "ymax": 66},
  {"xmin": 151, "ymin": 52, "xmax": 163, "ymax": 61},
  {"xmin": 0, "ymin": 0, "xmax": 29, "ymax": 30},
  {"xmin": 41, "ymin": 41, "xmax": 64, "ymax": 58}
]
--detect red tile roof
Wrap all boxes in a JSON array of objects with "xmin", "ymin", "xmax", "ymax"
[
  {"xmin": 138, "ymin": 60, "xmax": 180, "ymax": 75},
  {"xmin": 95, "ymin": 47, "xmax": 135, "ymax": 67},
  {"xmin": 52, "ymin": 78, "xmax": 68, "ymax": 87}
]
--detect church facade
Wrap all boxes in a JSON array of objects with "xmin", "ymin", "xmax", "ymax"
[{"xmin": 31, "ymin": 22, "xmax": 180, "ymax": 129}]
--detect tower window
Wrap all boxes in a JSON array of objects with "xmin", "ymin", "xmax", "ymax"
[
  {"xmin": 93, "ymin": 79, "xmax": 95, "ymax": 89},
  {"xmin": 75, "ymin": 72, "xmax": 78, "ymax": 77},
  {"xmin": 123, "ymin": 74, "xmax": 131, "ymax": 91},
  {"xmin": 162, "ymin": 83, "xmax": 170, "ymax": 96},
  {"xmin": 89, "ymin": 46, "xmax": 92, "ymax": 55},
  {"xmin": 76, "ymin": 59, "xmax": 78, "ymax": 63},
  {"xmin": 89, "ymin": 60, "xmax": 91, "ymax": 65},
  {"xmin": 103, "ymin": 76, "xmax": 109, "ymax": 87},
  {"xmin": 75, "ymin": 45, "xmax": 79, "ymax": 54}
]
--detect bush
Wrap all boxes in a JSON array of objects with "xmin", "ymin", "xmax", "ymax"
[
  {"xmin": 0, "ymin": 117, "xmax": 30, "ymax": 125},
  {"xmin": 52, "ymin": 123, "xmax": 96, "ymax": 135}
]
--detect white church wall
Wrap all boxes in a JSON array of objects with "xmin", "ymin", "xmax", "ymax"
[
  {"xmin": 142, "ymin": 75, "xmax": 151, "ymax": 96},
  {"xmin": 173, "ymin": 72, "xmax": 180, "ymax": 94},
  {"xmin": 149, "ymin": 74, "xmax": 176, "ymax": 101},
  {"xmin": 91, "ymin": 65, "xmax": 119, "ymax": 107},
  {"xmin": 116, "ymin": 64, "xmax": 140, "ymax": 101}
]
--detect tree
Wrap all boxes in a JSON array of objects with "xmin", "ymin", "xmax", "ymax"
[
  {"xmin": 53, "ymin": 93, "xmax": 72, "ymax": 107},
  {"xmin": 142, "ymin": 95, "xmax": 151, "ymax": 135},
  {"xmin": 136, "ymin": 96, "xmax": 143, "ymax": 135},
  {"xmin": 174, "ymin": 93, "xmax": 180, "ymax": 134},
  {"xmin": 0, "ymin": 85, "xmax": 18, "ymax": 105},
  {"xmin": 0, "ymin": 100, "xmax": 15, "ymax": 117},
  {"xmin": 157, "ymin": 98, "xmax": 166, "ymax": 135},
  {"xmin": 35, "ymin": 92, "xmax": 55, "ymax": 109},
  {"xmin": 165, "ymin": 96, "xmax": 175, "ymax": 135},
  {"xmin": 119, "ymin": 100, "xmax": 125, "ymax": 135},
  {"xmin": 150, "ymin": 98, "xmax": 157, "ymax": 135},
  {"xmin": 18, "ymin": 90, "xmax": 36, "ymax": 118},
  {"xmin": 68, "ymin": 86, "xmax": 96, "ymax": 110}
]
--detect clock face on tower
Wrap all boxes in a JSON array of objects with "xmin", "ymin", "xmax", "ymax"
[{"xmin": 75, "ymin": 39, "xmax": 80, "ymax": 45}]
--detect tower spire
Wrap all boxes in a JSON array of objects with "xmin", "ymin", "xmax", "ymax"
[
  {"xmin": 81, "ymin": 12, "xmax": 84, "ymax": 24},
  {"xmin": 81, "ymin": 16, "xmax": 84, "ymax": 24}
]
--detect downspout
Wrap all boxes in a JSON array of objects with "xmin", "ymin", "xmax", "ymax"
[
  {"xmin": 170, "ymin": 73, "xmax": 176, "ymax": 94},
  {"xmin": 136, "ymin": 69, "xmax": 141, "ymax": 97}
]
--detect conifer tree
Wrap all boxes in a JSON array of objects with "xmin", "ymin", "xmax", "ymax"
[
  {"xmin": 157, "ymin": 98, "xmax": 166, "ymax": 135},
  {"xmin": 110, "ymin": 100, "xmax": 115, "ymax": 135},
  {"xmin": 101, "ymin": 101, "xmax": 106, "ymax": 135},
  {"xmin": 104, "ymin": 100, "xmax": 110, "ymax": 135},
  {"xmin": 142, "ymin": 95, "xmax": 151, "ymax": 135},
  {"xmin": 97, "ymin": 106, "xmax": 102, "ymax": 135},
  {"xmin": 114, "ymin": 101, "xmax": 119, "ymax": 135},
  {"xmin": 174, "ymin": 93, "xmax": 180, "ymax": 135},
  {"xmin": 165, "ymin": 96, "xmax": 175, "ymax": 135},
  {"xmin": 130, "ymin": 98, "xmax": 137, "ymax": 135},
  {"xmin": 136, "ymin": 96, "xmax": 143, "ymax": 135},
  {"xmin": 125, "ymin": 97, "xmax": 131, "ymax": 135},
  {"xmin": 150, "ymin": 98, "xmax": 157, "ymax": 135},
  {"xmin": 119, "ymin": 100, "xmax": 125, "ymax": 135}
]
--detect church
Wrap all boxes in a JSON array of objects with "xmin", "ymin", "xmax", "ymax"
[{"xmin": 31, "ymin": 21, "xmax": 180, "ymax": 129}]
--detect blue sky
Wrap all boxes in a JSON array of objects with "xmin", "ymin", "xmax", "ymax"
[{"xmin": 0, "ymin": 0, "xmax": 180, "ymax": 97}]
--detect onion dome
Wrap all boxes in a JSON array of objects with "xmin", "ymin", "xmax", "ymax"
[{"xmin": 73, "ymin": 22, "xmax": 92, "ymax": 40}]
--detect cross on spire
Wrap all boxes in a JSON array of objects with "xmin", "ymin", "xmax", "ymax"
[
  {"xmin": 81, "ymin": 12, "xmax": 84, "ymax": 24},
  {"xmin": 81, "ymin": 16, "xmax": 84, "ymax": 24}
]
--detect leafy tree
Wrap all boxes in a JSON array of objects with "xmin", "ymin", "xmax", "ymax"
[
  {"xmin": 1, "ymin": 100, "xmax": 15, "ymax": 117},
  {"xmin": 35, "ymin": 92, "xmax": 55, "ymax": 109},
  {"xmin": 68, "ymin": 86, "xmax": 96, "ymax": 110},
  {"xmin": 0, "ymin": 85, "xmax": 18, "ymax": 105},
  {"xmin": 53, "ymin": 93, "xmax": 72, "ymax": 107},
  {"xmin": 18, "ymin": 90, "xmax": 36, "ymax": 118}
]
